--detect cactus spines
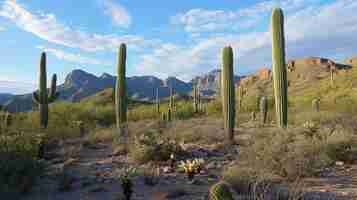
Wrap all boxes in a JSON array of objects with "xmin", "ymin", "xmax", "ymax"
[
  {"xmin": 260, "ymin": 96, "xmax": 268, "ymax": 124},
  {"xmin": 271, "ymin": 8, "xmax": 288, "ymax": 128},
  {"xmin": 32, "ymin": 52, "xmax": 59, "ymax": 128},
  {"xmin": 221, "ymin": 46, "xmax": 236, "ymax": 143},
  {"xmin": 115, "ymin": 44, "xmax": 128, "ymax": 139},
  {"xmin": 209, "ymin": 181, "xmax": 234, "ymax": 200},
  {"xmin": 312, "ymin": 98, "xmax": 320, "ymax": 112}
]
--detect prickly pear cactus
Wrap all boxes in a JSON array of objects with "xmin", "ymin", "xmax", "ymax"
[{"xmin": 209, "ymin": 181, "xmax": 234, "ymax": 200}]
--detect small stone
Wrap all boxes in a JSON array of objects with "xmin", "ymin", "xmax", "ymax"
[
  {"xmin": 89, "ymin": 186, "xmax": 107, "ymax": 193},
  {"xmin": 63, "ymin": 158, "xmax": 78, "ymax": 167},
  {"xmin": 335, "ymin": 161, "xmax": 344, "ymax": 166},
  {"xmin": 163, "ymin": 166, "xmax": 172, "ymax": 173},
  {"xmin": 206, "ymin": 162, "xmax": 216, "ymax": 170}
]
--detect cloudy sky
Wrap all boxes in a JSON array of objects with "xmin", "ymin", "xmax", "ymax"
[{"xmin": 0, "ymin": 0, "xmax": 356, "ymax": 94}]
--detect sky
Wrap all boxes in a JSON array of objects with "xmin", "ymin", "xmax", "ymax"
[{"xmin": 0, "ymin": 0, "xmax": 357, "ymax": 94}]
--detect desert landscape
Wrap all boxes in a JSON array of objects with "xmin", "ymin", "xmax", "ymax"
[{"xmin": 1, "ymin": 1, "xmax": 357, "ymax": 200}]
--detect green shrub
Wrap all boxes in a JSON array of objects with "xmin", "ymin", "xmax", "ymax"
[
  {"xmin": 174, "ymin": 102, "xmax": 195, "ymax": 120},
  {"xmin": 207, "ymin": 100, "xmax": 222, "ymax": 116},
  {"xmin": 0, "ymin": 131, "xmax": 45, "ymax": 194}
]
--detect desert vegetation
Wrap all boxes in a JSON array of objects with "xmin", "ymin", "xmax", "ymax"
[{"xmin": 1, "ymin": 7, "xmax": 357, "ymax": 200}]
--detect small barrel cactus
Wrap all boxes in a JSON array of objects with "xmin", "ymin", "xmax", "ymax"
[{"xmin": 209, "ymin": 181, "xmax": 234, "ymax": 200}]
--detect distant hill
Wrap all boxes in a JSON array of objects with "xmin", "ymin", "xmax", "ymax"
[
  {"xmin": 191, "ymin": 69, "xmax": 243, "ymax": 96},
  {"xmin": 0, "ymin": 93, "xmax": 14, "ymax": 105},
  {"xmin": 3, "ymin": 69, "xmax": 193, "ymax": 112},
  {"xmin": 4, "ymin": 56, "xmax": 356, "ymax": 112}
]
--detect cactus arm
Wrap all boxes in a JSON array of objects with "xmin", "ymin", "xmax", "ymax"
[
  {"xmin": 48, "ymin": 92, "xmax": 60, "ymax": 103},
  {"xmin": 48, "ymin": 74, "xmax": 58, "ymax": 99},
  {"xmin": 32, "ymin": 91, "xmax": 41, "ymax": 104},
  {"xmin": 271, "ymin": 8, "xmax": 288, "ymax": 128}
]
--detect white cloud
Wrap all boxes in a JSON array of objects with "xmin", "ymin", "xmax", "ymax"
[
  {"xmin": 100, "ymin": 0, "xmax": 131, "ymax": 28},
  {"xmin": 36, "ymin": 46, "xmax": 112, "ymax": 66},
  {"xmin": 0, "ymin": 26, "xmax": 5, "ymax": 31},
  {"xmin": 0, "ymin": 0, "xmax": 157, "ymax": 52},
  {"xmin": 171, "ymin": 0, "xmax": 321, "ymax": 33},
  {"xmin": 139, "ymin": 0, "xmax": 357, "ymax": 80},
  {"xmin": 0, "ymin": 80, "xmax": 35, "ymax": 94}
]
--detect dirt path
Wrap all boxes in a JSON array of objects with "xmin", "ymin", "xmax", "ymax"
[{"xmin": 20, "ymin": 137, "xmax": 357, "ymax": 200}]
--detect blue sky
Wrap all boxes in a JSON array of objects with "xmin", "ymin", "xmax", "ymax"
[{"xmin": 0, "ymin": 0, "xmax": 356, "ymax": 94}]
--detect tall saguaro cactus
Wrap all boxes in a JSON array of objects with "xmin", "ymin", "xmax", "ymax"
[
  {"xmin": 156, "ymin": 88, "xmax": 160, "ymax": 114},
  {"xmin": 260, "ymin": 96, "xmax": 268, "ymax": 124},
  {"xmin": 115, "ymin": 44, "xmax": 128, "ymax": 138},
  {"xmin": 221, "ymin": 46, "xmax": 236, "ymax": 143},
  {"xmin": 169, "ymin": 87, "xmax": 175, "ymax": 111},
  {"xmin": 32, "ymin": 52, "xmax": 59, "ymax": 128},
  {"xmin": 193, "ymin": 84, "xmax": 199, "ymax": 113},
  {"xmin": 271, "ymin": 8, "xmax": 288, "ymax": 128}
]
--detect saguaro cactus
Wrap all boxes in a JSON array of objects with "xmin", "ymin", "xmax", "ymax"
[
  {"xmin": 236, "ymin": 86, "xmax": 243, "ymax": 111},
  {"xmin": 156, "ymin": 88, "xmax": 160, "ymax": 114},
  {"xmin": 169, "ymin": 87, "xmax": 175, "ymax": 111},
  {"xmin": 193, "ymin": 84, "xmax": 199, "ymax": 113},
  {"xmin": 312, "ymin": 98, "xmax": 320, "ymax": 112},
  {"xmin": 271, "ymin": 8, "xmax": 288, "ymax": 128},
  {"xmin": 167, "ymin": 108, "xmax": 172, "ymax": 122},
  {"xmin": 260, "ymin": 96, "xmax": 268, "ymax": 124},
  {"xmin": 33, "ymin": 52, "xmax": 59, "ymax": 128},
  {"xmin": 221, "ymin": 46, "xmax": 236, "ymax": 143},
  {"xmin": 115, "ymin": 44, "xmax": 128, "ymax": 140}
]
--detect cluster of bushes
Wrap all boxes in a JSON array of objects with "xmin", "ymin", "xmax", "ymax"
[
  {"xmin": 224, "ymin": 114, "xmax": 357, "ymax": 193},
  {"xmin": 0, "ymin": 131, "xmax": 45, "ymax": 194}
]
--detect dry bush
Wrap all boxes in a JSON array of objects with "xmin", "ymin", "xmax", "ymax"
[{"xmin": 129, "ymin": 129, "xmax": 184, "ymax": 164}]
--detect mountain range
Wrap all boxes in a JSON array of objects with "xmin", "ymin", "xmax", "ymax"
[
  {"xmin": 1, "ymin": 69, "xmax": 228, "ymax": 112},
  {"xmin": 2, "ymin": 55, "xmax": 356, "ymax": 113}
]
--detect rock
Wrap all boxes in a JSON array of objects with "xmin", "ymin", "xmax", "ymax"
[
  {"xmin": 163, "ymin": 166, "xmax": 172, "ymax": 173},
  {"xmin": 167, "ymin": 188, "xmax": 187, "ymax": 198},
  {"xmin": 191, "ymin": 149, "xmax": 209, "ymax": 158},
  {"xmin": 206, "ymin": 162, "xmax": 216, "ymax": 170},
  {"xmin": 255, "ymin": 67, "xmax": 271, "ymax": 80},
  {"xmin": 150, "ymin": 192, "xmax": 169, "ymax": 200},
  {"xmin": 88, "ymin": 186, "xmax": 107, "ymax": 193},
  {"xmin": 335, "ymin": 161, "xmax": 344, "ymax": 166},
  {"xmin": 81, "ymin": 179, "xmax": 95, "ymax": 188},
  {"xmin": 112, "ymin": 146, "xmax": 127, "ymax": 156},
  {"xmin": 63, "ymin": 158, "xmax": 78, "ymax": 167}
]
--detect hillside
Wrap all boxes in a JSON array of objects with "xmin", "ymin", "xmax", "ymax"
[{"xmin": 238, "ymin": 57, "xmax": 356, "ymax": 113}]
